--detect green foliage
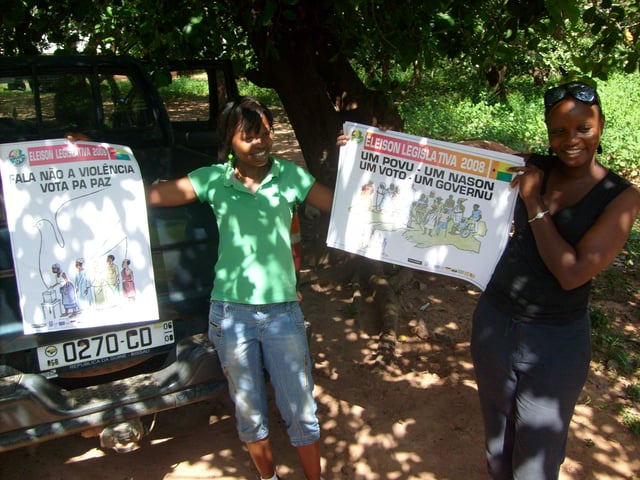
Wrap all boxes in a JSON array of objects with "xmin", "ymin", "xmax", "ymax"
[
  {"xmin": 628, "ymin": 383, "xmax": 640, "ymax": 402},
  {"xmin": 398, "ymin": 72, "xmax": 548, "ymax": 153},
  {"xmin": 157, "ymin": 75, "xmax": 209, "ymax": 97},
  {"xmin": 237, "ymin": 79, "xmax": 281, "ymax": 106},
  {"xmin": 590, "ymin": 305, "xmax": 612, "ymax": 331},
  {"xmin": 336, "ymin": 0, "xmax": 640, "ymax": 88},
  {"xmin": 154, "ymin": 75, "xmax": 282, "ymax": 106},
  {"xmin": 397, "ymin": 65, "xmax": 640, "ymax": 178},
  {"xmin": 620, "ymin": 222, "xmax": 640, "ymax": 267},
  {"xmin": 3, "ymin": 0, "xmax": 639, "ymax": 85},
  {"xmin": 621, "ymin": 407, "xmax": 640, "ymax": 435},
  {"xmin": 597, "ymin": 73, "xmax": 640, "ymax": 178}
]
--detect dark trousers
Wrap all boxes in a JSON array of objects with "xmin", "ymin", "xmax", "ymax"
[{"xmin": 470, "ymin": 295, "xmax": 591, "ymax": 480}]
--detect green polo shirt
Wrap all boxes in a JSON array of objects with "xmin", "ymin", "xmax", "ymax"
[{"xmin": 188, "ymin": 156, "xmax": 316, "ymax": 304}]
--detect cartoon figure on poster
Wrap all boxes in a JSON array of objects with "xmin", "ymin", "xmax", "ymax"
[
  {"xmin": 121, "ymin": 258, "xmax": 136, "ymax": 302},
  {"xmin": 74, "ymin": 257, "xmax": 93, "ymax": 311},
  {"xmin": 48, "ymin": 263, "xmax": 78, "ymax": 319},
  {"xmin": 328, "ymin": 122, "xmax": 523, "ymax": 290},
  {"xmin": 104, "ymin": 254, "xmax": 120, "ymax": 305}
]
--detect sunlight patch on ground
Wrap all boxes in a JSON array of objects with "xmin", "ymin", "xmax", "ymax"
[
  {"xmin": 390, "ymin": 451, "xmax": 426, "ymax": 478},
  {"xmin": 165, "ymin": 452, "xmax": 236, "ymax": 479},
  {"xmin": 463, "ymin": 378, "xmax": 478, "ymax": 390},
  {"xmin": 149, "ymin": 437, "xmax": 173, "ymax": 446},
  {"xmin": 209, "ymin": 413, "xmax": 232, "ymax": 424},
  {"xmin": 458, "ymin": 359, "xmax": 476, "ymax": 373},
  {"xmin": 64, "ymin": 447, "xmax": 106, "ymax": 463},
  {"xmin": 379, "ymin": 370, "xmax": 442, "ymax": 387}
]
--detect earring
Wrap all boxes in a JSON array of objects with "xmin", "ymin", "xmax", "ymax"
[{"xmin": 597, "ymin": 144, "xmax": 603, "ymax": 154}]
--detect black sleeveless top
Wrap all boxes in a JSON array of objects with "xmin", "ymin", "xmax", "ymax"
[{"xmin": 483, "ymin": 154, "xmax": 631, "ymax": 323}]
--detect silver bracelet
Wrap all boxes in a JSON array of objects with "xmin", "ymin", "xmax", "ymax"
[{"xmin": 528, "ymin": 209, "xmax": 550, "ymax": 223}]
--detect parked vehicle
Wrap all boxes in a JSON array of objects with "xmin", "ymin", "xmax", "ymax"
[{"xmin": 0, "ymin": 55, "xmax": 238, "ymax": 453}]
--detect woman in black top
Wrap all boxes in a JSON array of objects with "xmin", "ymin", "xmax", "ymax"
[{"xmin": 471, "ymin": 82, "xmax": 640, "ymax": 479}]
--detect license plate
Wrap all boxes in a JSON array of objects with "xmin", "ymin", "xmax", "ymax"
[{"xmin": 37, "ymin": 321, "xmax": 175, "ymax": 373}]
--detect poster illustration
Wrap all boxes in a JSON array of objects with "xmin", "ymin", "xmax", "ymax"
[
  {"xmin": 327, "ymin": 122, "xmax": 524, "ymax": 290},
  {"xmin": 0, "ymin": 139, "xmax": 159, "ymax": 334}
]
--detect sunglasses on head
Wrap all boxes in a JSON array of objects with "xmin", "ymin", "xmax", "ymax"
[{"xmin": 544, "ymin": 82, "xmax": 600, "ymax": 112}]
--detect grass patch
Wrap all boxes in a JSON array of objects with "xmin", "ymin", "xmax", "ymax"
[
  {"xmin": 156, "ymin": 75, "xmax": 282, "ymax": 107},
  {"xmin": 628, "ymin": 383, "xmax": 640, "ymax": 402},
  {"xmin": 341, "ymin": 303, "xmax": 359, "ymax": 319},
  {"xmin": 590, "ymin": 306, "xmax": 639, "ymax": 376},
  {"xmin": 157, "ymin": 75, "xmax": 209, "ymax": 98},
  {"xmin": 590, "ymin": 305, "xmax": 640, "ymax": 437},
  {"xmin": 621, "ymin": 407, "xmax": 640, "ymax": 435},
  {"xmin": 237, "ymin": 79, "xmax": 281, "ymax": 106},
  {"xmin": 619, "ymin": 219, "xmax": 640, "ymax": 268}
]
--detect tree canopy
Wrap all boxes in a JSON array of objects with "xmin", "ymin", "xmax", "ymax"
[{"xmin": 2, "ymin": 0, "xmax": 639, "ymax": 178}]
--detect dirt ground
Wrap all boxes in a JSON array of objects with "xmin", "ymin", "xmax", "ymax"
[{"xmin": 1, "ymin": 111, "xmax": 639, "ymax": 480}]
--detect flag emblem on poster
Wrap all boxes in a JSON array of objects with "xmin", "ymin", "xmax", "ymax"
[
  {"xmin": 489, "ymin": 160, "xmax": 515, "ymax": 182},
  {"xmin": 109, "ymin": 146, "xmax": 132, "ymax": 160}
]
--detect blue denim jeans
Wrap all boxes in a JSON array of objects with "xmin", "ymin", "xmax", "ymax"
[
  {"xmin": 471, "ymin": 295, "xmax": 591, "ymax": 480},
  {"xmin": 208, "ymin": 300, "xmax": 320, "ymax": 446}
]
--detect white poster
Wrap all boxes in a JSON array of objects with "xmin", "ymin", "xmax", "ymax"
[
  {"xmin": 327, "ymin": 122, "xmax": 524, "ymax": 290},
  {"xmin": 0, "ymin": 139, "xmax": 159, "ymax": 334}
]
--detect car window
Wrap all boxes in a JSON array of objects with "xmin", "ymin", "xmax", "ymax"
[
  {"xmin": 99, "ymin": 71, "xmax": 154, "ymax": 130},
  {"xmin": 157, "ymin": 68, "xmax": 211, "ymax": 123},
  {"xmin": 0, "ymin": 66, "xmax": 162, "ymax": 145},
  {"xmin": 41, "ymin": 73, "xmax": 97, "ymax": 133}
]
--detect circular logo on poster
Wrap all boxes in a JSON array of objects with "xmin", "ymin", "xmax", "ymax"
[{"xmin": 8, "ymin": 148, "xmax": 27, "ymax": 166}]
